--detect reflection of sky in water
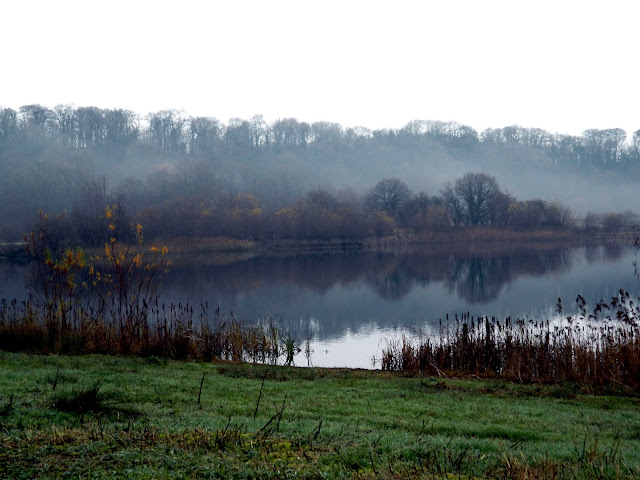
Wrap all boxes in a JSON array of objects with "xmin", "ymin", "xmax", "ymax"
[
  {"xmin": 305, "ymin": 327, "xmax": 402, "ymax": 369},
  {"xmin": 1, "ymin": 245, "xmax": 637, "ymax": 369}
]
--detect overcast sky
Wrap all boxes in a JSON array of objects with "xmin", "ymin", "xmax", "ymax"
[{"xmin": 2, "ymin": 0, "xmax": 638, "ymax": 137}]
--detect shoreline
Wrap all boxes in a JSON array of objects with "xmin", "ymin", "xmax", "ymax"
[
  {"xmin": 143, "ymin": 228, "xmax": 639, "ymax": 254},
  {"xmin": 122, "ymin": 228, "xmax": 639, "ymax": 256},
  {"xmin": 2, "ymin": 229, "xmax": 636, "ymax": 263}
]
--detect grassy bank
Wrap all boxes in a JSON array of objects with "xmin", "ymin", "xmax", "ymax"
[{"xmin": 1, "ymin": 352, "xmax": 639, "ymax": 479}]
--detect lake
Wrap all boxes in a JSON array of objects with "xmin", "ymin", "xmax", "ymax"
[{"xmin": 1, "ymin": 242, "xmax": 637, "ymax": 368}]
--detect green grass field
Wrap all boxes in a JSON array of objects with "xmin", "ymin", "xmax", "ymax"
[{"xmin": 1, "ymin": 351, "xmax": 639, "ymax": 479}]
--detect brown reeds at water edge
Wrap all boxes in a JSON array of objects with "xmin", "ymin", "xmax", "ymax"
[
  {"xmin": 381, "ymin": 298, "xmax": 640, "ymax": 391},
  {"xmin": 0, "ymin": 297, "xmax": 295, "ymax": 364}
]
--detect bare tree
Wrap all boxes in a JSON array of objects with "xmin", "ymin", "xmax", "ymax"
[
  {"xmin": 146, "ymin": 110, "xmax": 188, "ymax": 154},
  {"xmin": 188, "ymin": 116, "xmax": 222, "ymax": 157},
  {"xmin": 601, "ymin": 212, "xmax": 626, "ymax": 232},
  {"xmin": 487, "ymin": 191, "xmax": 515, "ymax": 227},
  {"xmin": 19, "ymin": 104, "xmax": 52, "ymax": 143},
  {"xmin": 365, "ymin": 178, "xmax": 413, "ymax": 217},
  {"xmin": 443, "ymin": 172, "xmax": 501, "ymax": 225}
]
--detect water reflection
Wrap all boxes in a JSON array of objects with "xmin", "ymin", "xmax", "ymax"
[
  {"xmin": 442, "ymin": 249, "xmax": 576, "ymax": 304},
  {"xmin": 165, "ymin": 246, "xmax": 577, "ymax": 306},
  {"xmin": 367, "ymin": 261, "xmax": 415, "ymax": 301},
  {"xmin": 447, "ymin": 257, "xmax": 508, "ymax": 304},
  {"xmin": 0, "ymin": 243, "xmax": 636, "ymax": 354},
  {"xmin": 585, "ymin": 244, "xmax": 625, "ymax": 263}
]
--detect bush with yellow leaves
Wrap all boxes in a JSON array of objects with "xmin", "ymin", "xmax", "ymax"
[
  {"xmin": 24, "ymin": 207, "xmax": 170, "ymax": 354},
  {"xmin": 86, "ymin": 205, "xmax": 170, "ymax": 353}
]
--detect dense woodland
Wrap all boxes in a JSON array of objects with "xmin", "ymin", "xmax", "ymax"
[{"xmin": 1, "ymin": 104, "xmax": 639, "ymax": 244}]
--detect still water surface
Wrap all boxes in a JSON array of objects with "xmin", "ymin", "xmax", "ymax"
[{"xmin": 1, "ymin": 243, "xmax": 637, "ymax": 368}]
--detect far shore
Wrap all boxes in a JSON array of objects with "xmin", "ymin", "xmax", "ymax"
[{"xmin": 1, "ymin": 227, "xmax": 636, "ymax": 261}]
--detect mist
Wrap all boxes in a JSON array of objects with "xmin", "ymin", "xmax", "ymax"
[{"xmin": 1, "ymin": 104, "xmax": 639, "ymax": 241}]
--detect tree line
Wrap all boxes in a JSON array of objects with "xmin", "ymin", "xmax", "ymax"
[
  {"xmin": 1, "ymin": 103, "xmax": 639, "ymax": 242},
  {"xmin": 2, "ymin": 104, "xmax": 639, "ymax": 166},
  {"xmin": 20, "ymin": 171, "xmax": 619, "ymax": 249}
]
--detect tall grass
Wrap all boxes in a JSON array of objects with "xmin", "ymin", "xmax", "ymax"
[
  {"xmin": 0, "ymin": 297, "xmax": 293, "ymax": 364},
  {"xmin": 381, "ymin": 306, "xmax": 640, "ymax": 390}
]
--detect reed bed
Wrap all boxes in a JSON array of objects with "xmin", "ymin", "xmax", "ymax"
[
  {"xmin": 0, "ymin": 297, "xmax": 289, "ymax": 364},
  {"xmin": 382, "ymin": 312, "xmax": 640, "ymax": 390}
]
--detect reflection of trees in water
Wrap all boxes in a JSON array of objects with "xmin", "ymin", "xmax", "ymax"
[
  {"xmin": 402, "ymin": 253, "xmax": 451, "ymax": 286},
  {"xmin": 509, "ymin": 250, "xmax": 572, "ymax": 277},
  {"xmin": 586, "ymin": 244, "xmax": 625, "ymax": 264},
  {"xmin": 165, "ymin": 252, "xmax": 373, "ymax": 300},
  {"xmin": 446, "ymin": 257, "xmax": 511, "ymax": 304},
  {"xmin": 364, "ymin": 247, "xmax": 575, "ymax": 304},
  {"xmin": 3, "ymin": 245, "xmax": 581, "ymax": 309},
  {"xmin": 163, "ymin": 246, "xmax": 578, "ymax": 307},
  {"xmin": 367, "ymin": 264, "xmax": 415, "ymax": 301},
  {"xmin": 365, "ymin": 252, "xmax": 452, "ymax": 301},
  {"xmin": 444, "ymin": 249, "xmax": 574, "ymax": 304},
  {"xmin": 604, "ymin": 244, "xmax": 624, "ymax": 262},
  {"xmin": 586, "ymin": 246, "xmax": 602, "ymax": 264},
  {"xmin": 0, "ymin": 244, "xmax": 632, "ymax": 344}
]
